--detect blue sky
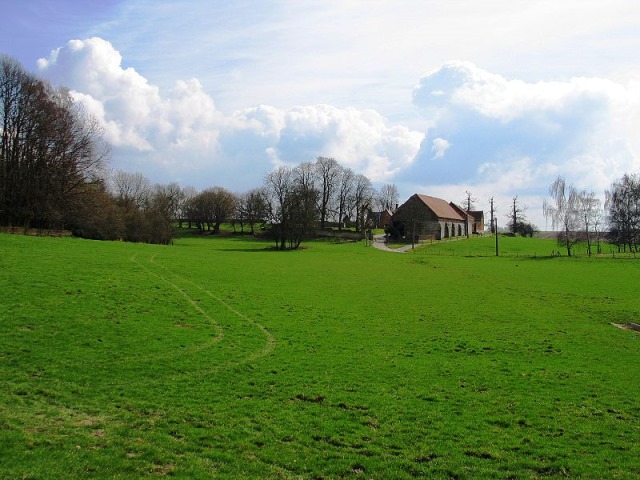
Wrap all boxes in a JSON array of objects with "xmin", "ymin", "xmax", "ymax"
[{"xmin": 3, "ymin": 1, "xmax": 640, "ymax": 226}]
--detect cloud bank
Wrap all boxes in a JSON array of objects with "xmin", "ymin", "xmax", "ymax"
[
  {"xmin": 404, "ymin": 61, "xmax": 640, "ymax": 226},
  {"xmin": 37, "ymin": 39, "xmax": 640, "ymax": 227},
  {"xmin": 37, "ymin": 37, "xmax": 423, "ymax": 190}
]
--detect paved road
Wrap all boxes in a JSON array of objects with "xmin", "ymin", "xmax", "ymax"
[{"xmin": 372, "ymin": 235, "xmax": 415, "ymax": 253}]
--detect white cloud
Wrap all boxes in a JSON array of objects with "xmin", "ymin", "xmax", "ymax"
[
  {"xmin": 431, "ymin": 138, "xmax": 451, "ymax": 160},
  {"xmin": 37, "ymin": 37, "xmax": 423, "ymax": 190},
  {"xmin": 402, "ymin": 61, "xmax": 640, "ymax": 227},
  {"xmin": 33, "ymin": 36, "xmax": 640, "ymax": 229}
]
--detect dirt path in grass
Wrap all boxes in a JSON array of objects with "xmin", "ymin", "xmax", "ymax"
[
  {"xmin": 131, "ymin": 253, "xmax": 276, "ymax": 372},
  {"xmin": 372, "ymin": 235, "xmax": 415, "ymax": 253},
  {"xmin": 151, "ymin": 254, "xmax": 277, "ymax": 365}
]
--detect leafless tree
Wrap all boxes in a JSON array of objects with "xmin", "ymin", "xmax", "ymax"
[
  {"xmin": 462, "ymin": 190, "xmax": 477, "ymax": 211},
  {"xmin": 605, "ymin": 173, "xmax": 640, "ymax": 252},
  {"xmin": 576, "ymin": 190, "xmax": 601, "ymax": 256},
  {"xmin": 377, "ymin": 183, "xmax": 399, "ymax": 212},
  {"xmin": 207, "ymin": 187, "xmax": 236, "ymax": 233},
  {"xmin": 0, "ymin": 56, "xmax": 108, "ymax": 229},
  {"xmin": 243, "ymin": 188, "xmax": 268, "ymax": 234},
  {"xmin": 543, "ymin": 177, "xmax": 581, "ymax": 256},
  {"xmin": 507, "ymin": 195, "xmax": 527, "ymax": 234},
  {"xmin": 351, "ymin": 174, "xmax": 373, "ymax": 233},
  {"xmin": 335, "ymin": 167, "xmax": 355, "ymax": 230},
  {"xmin": 111, "ymin": 170, "xmax": 151, "ymax": 209},
  {"xmin": 294, "ymin": 161, "xmax": 316, "ymax": 191},
  {"xmin": 178, "ymin": 186, "xmax": 197, "ymax": 228},
  {"xmin": 314, "ymin": 157, "xmax": 341, "ymax": 229},
  {"xmin": 264, "ymin": 166, "xmax": 317, "ymax": 249}
]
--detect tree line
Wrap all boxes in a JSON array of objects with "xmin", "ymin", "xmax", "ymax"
[
  {"xmin": 0, "ymin": 56, "xmax": 108, "ymax": 231},
  {"xmin": 541, "ymin": 174, "xmax": 640, "ymax": 256},
  {"xmin": 1, "ymin": 56, "xmax": 400, "ymax": 248}
]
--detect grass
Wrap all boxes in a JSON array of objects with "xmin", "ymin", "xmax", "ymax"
[{"xmin": 1, "ymin": 232, "xmax": 639, "ymax": 479}]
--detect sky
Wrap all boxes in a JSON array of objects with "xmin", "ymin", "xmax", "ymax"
[{"xmin": 3, "ymin": 0, "xmax": 640, "ymax": 228}]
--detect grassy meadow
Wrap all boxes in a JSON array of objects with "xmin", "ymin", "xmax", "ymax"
[{"xmin": 1, "ymin": 232, "xmax": 639, "ymax": 479}]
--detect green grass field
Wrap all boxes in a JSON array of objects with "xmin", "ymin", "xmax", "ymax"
[{"xmin": 1, "ymin": 233, "xmax": 639, "ymax": 479}]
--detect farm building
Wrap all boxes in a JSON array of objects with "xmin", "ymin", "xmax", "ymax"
[
  {"xmin": 390, "ymin": 194, "xmax": 481, "ymax": 241},
  {"xmin": 370, "ymin": 208, "xmax": 393, "ymax": 228},
  {"xmin": 468, "ymin": 210, "xmax": 485, "ymax": 234}
]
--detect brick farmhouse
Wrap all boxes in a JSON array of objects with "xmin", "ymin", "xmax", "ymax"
[{"xmin": 390, "ymin": 194, "xmax": 484, "ymax": 241}]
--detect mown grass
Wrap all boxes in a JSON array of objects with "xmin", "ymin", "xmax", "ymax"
[{"xmin": 1, "ymin": 232, "xmax": 639, "ymax": 479}]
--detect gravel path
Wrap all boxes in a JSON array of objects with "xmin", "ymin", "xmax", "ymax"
[{"xmin": 372, "ymin": 235, "xmax": 415, "ymax": 253}]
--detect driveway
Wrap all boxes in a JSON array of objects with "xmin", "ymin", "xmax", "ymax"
[{"xmin": 372, "ymin": 235, "xmax": 415, "ymax": 253}]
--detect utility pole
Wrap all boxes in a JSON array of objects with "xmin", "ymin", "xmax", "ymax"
[
  {"xmin": 490, "ymin": 197, "xmax": 498, "ymax": 256},
  {"xmin": 489, "ymin": 197, "xmax": 495, "ymax": 234},
  {"xmin": 412, "ymin": 217, "xmax": 416, "ymax": 249}
]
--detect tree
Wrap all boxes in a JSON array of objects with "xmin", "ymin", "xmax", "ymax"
[
  {"xmin": 351, "ymin": 174, "xmax": 373, "ymax": 233},
  {"xmin": 190, "ymin": 186, "xmax": 236, "ymax": 234},
  {"xmin": 577, "ymin": 190, "xmax": 601, "ymax": 256},
  {"xmin": 283, "ymin": 182, "xmax": 318, "ymax": 249},
  {"xmin": 213, "ymin": 187, "xmax": 236, "ymax": 234},
  {"xmin": 314, "ymin": 157, "xmax": 341, "ymax": 229},
  {"xmin": 111, "ymin": 170, "xmax": 151, "ymax": 209},
  {"xmin": 462, "ymin": 190, "xmax": 477, "ymax": 211},
  {"xmin": 264, "ymin": 166, "xmax": 295, "ymax": 249},
  {"xmin": 178, "ymin": 186, "xmax": 197, "ymax": 229},
  {"xmin": 145, "ymin": 184, "xmax": 180, "ymax": 245},
  {"xmin": 606, "ymin": 173, "xmax": 640, "ymax": 252},
  {"xmin": 377, "ymin": 183, "xmax": 399, "ymax": 212},
  {"xmin": 543, "ymin": 177, "xmax": 581, "ymax": 256},
  {"xmin": 243, "ymin": 188, "xmax": 268, "ymax": 234},
  {"xmin": 335, "ymin": 167, "xmax": 355, "ymax": 230},
  {"xmin": 264, "ymin": 166, "xmax": 318, "ymax": 249},
  {"xmin": 507, "ymin": 196, "xmax": 528, "ymax": 234},
  {"xmin": 0, "ymin": 56, "xmax": 107, "ymax": 230}
]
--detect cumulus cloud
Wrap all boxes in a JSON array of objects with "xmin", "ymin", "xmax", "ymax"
[
  {"xmin": 37, "ymin": 37, "xmax": 423, "ymax": 190},
  {"xmin": 431, "ymin": 138, "xmax": 451, "ymax": 159},
  {"xmin": 402, "ymin": 61, "xmax": 640, "ymax": 226}
]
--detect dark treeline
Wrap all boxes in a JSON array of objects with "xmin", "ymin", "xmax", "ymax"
[
  {"xmin": 0, "ymin": 57, "xmax": 182, "ymax": 244},
  {"xmin": 0, "ymin": 56, "xmax": 107, "ymax": 231},
  {"xmin": 1, "ymin": 56, "xmax": 399, "ymax": 248},
  {"xmin": 606, "ymin": 173, "xmax": 640, "ymax": 253}
]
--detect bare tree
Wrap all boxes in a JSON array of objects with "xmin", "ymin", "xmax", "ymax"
[
  {"xmin": 179, "ymin": 186, "xmax": 197, "ymax": 229},
  {"xmin": 335, "ymin": 167, "xmax": 355, "ymax": 230},
  {"xmin": 543, "ymin": 177, "xmax": 581, "ymax": 256},
  {"xmin": 577, "ymin": 190, "xmax": 601, "ymax": 256},
  {"xmin": 208, "ymin": 187, "xmax": 236, "ymax": 234},
  {"xmin": 264, "ymin": 166, "xmax": 318, "ymax": 249},
  {"xmin": 145, "ymin": 184, "xmax": 181, "ymax": 244},
  {"xmin": 294, "ymin": 161, "xmax": 316, "ymax": 191},
  {"xmin": 314, "ymin": 157, "xmax": 341, "ymax": 229},
  {"xmin": 377, "ymin": 183, "xmax": 399, "ymax": 212},
  {"xmin": 507, "ymin": 195, "xmax": 527, "ymax": 234},
  {"xmin": 264, "ymin": 166, "xmax": 295, "ymax": 249},
  {"xmin": 463, "ymin": 190, "xmax": 477, "ymax": 211},
  {"xmin": 0, "ymin": 56, "xmax": 108, "ymax": 229},
  {"xmin": 351, "ymin": 174, "xmax": 373, "ymax": 233},
  {"xmin": 243, "ymin": 188, "xmax": 268, "ymax": 234},
  {"xmin": 111, "ymin": 170, "xmax": 151, "ymax": 209},
  {"xmin": 606, "ymin": 173, "xmax": 640, "ymax": 252}
]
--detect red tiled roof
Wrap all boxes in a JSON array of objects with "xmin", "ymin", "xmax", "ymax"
[{"xmin": 415, "ymin": 194, "xmax": 466, "ymax": 221}]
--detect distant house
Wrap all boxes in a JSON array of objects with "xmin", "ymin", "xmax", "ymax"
[
  {"xmin": 370, "ymin": 209, "xmax": 393, "ymax": 229},
  {"xmin": 468, "ymin": 211, "xmax": 485, "ymax": 234},
  {"xmin": 390, "ymin": 194, "xmax": 481, "ymax": 241}
]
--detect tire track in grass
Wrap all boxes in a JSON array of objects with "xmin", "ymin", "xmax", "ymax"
[
  {"xmin": 130, "ymin": 253, "xmax": 224, "ymax": 360},
  {"xmin": 149, "ymin": 253, "xmax": 277, "ymax": 368},
  {"xmin": 131, "ymin": 253, "xmax": 275, "ymax": 376}
]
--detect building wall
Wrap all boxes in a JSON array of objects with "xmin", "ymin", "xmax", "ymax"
[{"xmin": 393, "ymin": 196, "xmax": 467, "ymax": 240}]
